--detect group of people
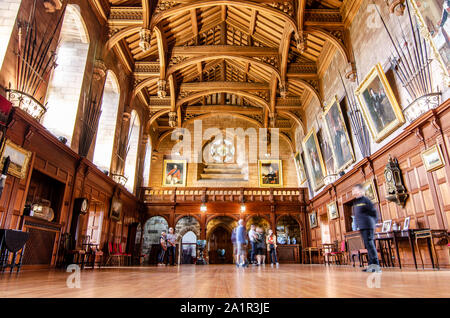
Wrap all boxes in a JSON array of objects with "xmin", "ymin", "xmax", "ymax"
[
  {"xmin": 157, "ymin": 227, "xmax": 177, "ymax": 266},
  {"xmin": 232, "ymin": 220, "xmax": 279, "ymax": 268}
]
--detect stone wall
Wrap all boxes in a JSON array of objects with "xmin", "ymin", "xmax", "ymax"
[{"xmin": 149, "ymin": 114, "xmax": 299, "ymax": 188}]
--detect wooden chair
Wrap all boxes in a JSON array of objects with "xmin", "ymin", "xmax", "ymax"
[
  {"xmin": 329, "ymin": 241, "xmax": 346, "ymax": 265},
  {"xmin": 321, "ymin": 244, "xmax": 335, "ymax": 265},
  {"xmin": 118, "ymin": 243, "xmax": 132, "ymax": 266},
  {"xmin": 105, "ymin": 242, "xmax": 122, "ymax": 266},
  {"xmin": 358, "ymin": 249, "xmax": 368, "ymax": 267}
]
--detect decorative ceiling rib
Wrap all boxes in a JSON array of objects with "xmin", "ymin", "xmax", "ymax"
[{"xmin": 94, "ymin": 0, "xmax": 362, "ymax": 134}]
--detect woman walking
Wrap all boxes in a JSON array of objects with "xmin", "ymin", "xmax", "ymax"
[
  {"xmin": 266, "ymin": 229, "xmax": 279, "ymax": 267},
  {"xmin": 255, "ymin": 227, "xmax": 266, "ymax": 266}
]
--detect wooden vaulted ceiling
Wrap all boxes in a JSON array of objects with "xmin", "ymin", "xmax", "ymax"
[{"xmin": 92, "ymin": 0, "xmax": 362, "ymax": 139}]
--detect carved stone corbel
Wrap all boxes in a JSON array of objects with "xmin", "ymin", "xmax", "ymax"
[
  {"xmin": 345, "ymin": 62, "xmax": 357, "ymax": 82},
  {"xmin": 139, "ymin": 28, "xmax": 152, "ymax": 52},
  {"xmin": 93, "ymin": 59, "xmax": 107, "ymax": 81},
  {"xmin": 168, "ymin": 111, "xmax": 177, "ymax": 128},
  {"xmin": 43, "ymin": 0, "xmax": 62, "ymax": 13},
  {"xmin": 389, "ymin": 0, "xmax": 406, "ymax": 16},
  {"xmin": 295, "ymin": 31, "xmax": 307, "ymax": 54},
  {"xmin": 157, "ymin": 79, "xmax": 167, "ymax": 98},
  {"xmin": 279, "ymin": 82, "xmax": 288, "ymax": 99}
]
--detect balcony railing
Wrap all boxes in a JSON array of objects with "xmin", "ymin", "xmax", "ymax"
[{"xmin": 139, "ymin": 187, "xmax": 308, "ymax": 205}]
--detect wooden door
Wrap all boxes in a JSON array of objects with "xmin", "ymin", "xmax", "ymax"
[{"xmin": 208, "ymin": 227, "xmax": 233, "ymax": 264}]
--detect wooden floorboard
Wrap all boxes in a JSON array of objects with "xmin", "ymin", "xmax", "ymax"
[{"xmin": 0, "ymin": 265, "xmax": 449, "ymax": 298}]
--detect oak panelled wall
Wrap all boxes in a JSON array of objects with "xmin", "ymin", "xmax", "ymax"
[
  {"xmin": 0, "ymin": 108, "xmax": 141, "ymax": 267},
  {"xmin": 309, "ymin": 100, "xmax": 450, "ymax": 268}
]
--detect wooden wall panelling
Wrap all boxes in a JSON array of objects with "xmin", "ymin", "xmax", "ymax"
[{"xmin": 309, "ymin": 101, "xmax": 450, "ymax": 268}]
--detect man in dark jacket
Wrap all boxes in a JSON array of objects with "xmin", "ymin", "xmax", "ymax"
[{"xmin": 352, "ymin": 184, "xmax": 381, "ymax": 273}]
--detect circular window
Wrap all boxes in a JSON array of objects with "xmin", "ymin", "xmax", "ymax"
[{"xmin": 209, "ymin": 139, "xmax": 235, "ymax": 163}]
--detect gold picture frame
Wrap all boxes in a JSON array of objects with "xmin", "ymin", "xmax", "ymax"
[
  {"xmin": 302, "ymin": 129, "xmax": 326, "ymax": 191},
  {"xmin": 355, "ymin": 63, "xmax": 405, "ymax": 143},
  {"xmin": 0, "ymin": 139, "xmax": 32, "ymax": 179},
  {"xmin": 293, "ymin": 151, "xmax": 307, "ymax": 185},
  {"xmin": 323, "ymin": 96, "xmax": 355, "ymax": 172},
  {"xmin": 109, "ymin": 195, "xmax": 122, "ymax": 221},
  {"xmin": 258, "ymin": 159, "xmax": 283, "ymax": 187},
  {"xmin": 363, "ymin": 179, "xmax": 379, "ymax": 204},
  {"xmin": 162, "ymin": 159, "xmax": 187, "ymax": 187},
  {"xmin": 409, "ymin": 0, "xmax": 449, "ymax": 85},
  {"xmin": 421, "ymin": 144, "xmax": 445, "ymax": 172},
  {"xmin": 309, "ymin": 211, "xmax": 318, "ymax": 229},
  {"xmin": 327, "ymin": 201, "xmax": 339, "ymax": 220}
]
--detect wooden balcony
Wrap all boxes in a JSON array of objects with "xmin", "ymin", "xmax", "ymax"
[{"xmin": 139, "ymin": 187, "xmax": 309, "ymax": 206}]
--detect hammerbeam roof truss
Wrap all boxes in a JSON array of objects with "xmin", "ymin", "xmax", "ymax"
[{"xmin": 98, "ymin": 0, "xmax": 362, "ymax": 133}]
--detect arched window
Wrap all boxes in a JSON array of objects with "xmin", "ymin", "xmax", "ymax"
[
  {"xmin": 142, "ymin": 136, "xmax": 152, "ymax": 187},
  {"xmin": 93, "ymin": 71, "xmax": 120, "ymax": 172},
  {"xmin": 43, "ymin": 4, "xmax": 89, "ymax": 145},
  {"xmin": 124, "ymin": 110, "xmax": 140, "ymax": 193},
  {"xmin": 0, "ymin": 0, "xmax": 21, "ymax": 68}
]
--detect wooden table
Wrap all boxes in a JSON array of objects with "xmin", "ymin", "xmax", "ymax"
[
  {"xmin": 302, "ymin": 247, "xmax": 320, "ymax": 264},
  {"xmin": 375, "ymin": 229, "xmax": 448, "ymax": 269}
]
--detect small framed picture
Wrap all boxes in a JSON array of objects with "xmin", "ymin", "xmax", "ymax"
[
  {"xmin": 109, "ymin": 195, "xmax": 122, "ymax": 221},
  {"xmin": 327, "ymin": 201, "xmax": 339, "ymax": 220},
  {"xmin": 258, "ymin": 160, "xmax": 283, "ymax": 187},
  {"xmin": 0, "ymin": 139, "xmax": 32, "ymax": 179},
  {"xmin": 162, "ymin": 159, "xmax": 187, "ymax": 186},
  {"xmin": 421, "ymin": 144, "xmax": 445, "ymax": 172},
  {"xmin": 403, "ymin": 217, "xmax": 411, "ymax": 231},
  {"xmin": 381, "ymin": 220, "xmax": 392, "ymax": 233},
  {"xmin": 309, "ymin": 211, "xmax": 318, "ymax": 229},
  {"xmin": 363, "ymin": 179, "xmax": 379, "ymax": 204}
]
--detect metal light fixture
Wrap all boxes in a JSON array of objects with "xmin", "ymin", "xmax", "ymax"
[
  {"xmin": 240, "ymin": 204, "xmax": 246, "ymax": 213},
  {"xmin": 7, "ymin": 89, "xmax": 47, "ymax": 120},
  {"xmin": 200, "ymin": 203, "xmax": 207, "ymax": 212},
  {"xmin": 111, "ymin": 173, "xmax": 128, "ymax": 186}
]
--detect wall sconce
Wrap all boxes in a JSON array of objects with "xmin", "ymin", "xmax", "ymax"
[
  {"xmin": 240, "ymin": 204, "xmax": 246, "ymax": 213},
  {"xmin": 200, "ymin": 203, "xmax": 207, "ymax": 212}
]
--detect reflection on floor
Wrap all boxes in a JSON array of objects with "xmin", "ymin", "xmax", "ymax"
[{"xmin": 0, "ymin": 265, "xmax": 449, "ymax": 298}]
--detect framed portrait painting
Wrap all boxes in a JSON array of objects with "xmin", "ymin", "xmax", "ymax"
[
  {"xmin": 327, "ymin": 201, "xmax": 339, "ymax": 220},
  {"xmin": 421, "ymin": 144, "xmax": 445, "ymax": 172},
  {"xmin": 410, "ymin": 0, "xmax": 450, "ymax": 79},
  {"xmin": 258, "ymin": 160, "xmax": 283, "ymax": 187},
  {"xmin": 403, "ymin": 217, "xmax": 411, "ymax": 231},
  {"xmin": 0, "ymin": 139, "xmax": 32, "ymax": 179},
  {"xmin": 162, "ymin": 159, "xmax": 187, "ymax": 187},
  {"xmin": 381, "ymin": 220, "xmax": 392, "ymax": 233},
  {"xmin": 293, "ymin": 151, "xmax": 306, "ymax": 184},
  {"xmin": 109, "ymin": 195, "xmax": 122, "ymax": 221},
  {"xmin": 363, "ymin": 179, "xmax": 379, "ymax": 204},
  {"xmin": 323, "ymin": 96, "xmax": 355, "ymax": 172},
  {"xmin": 355, "ymin": 63, "xmax": 405, "ymax": 143},
  {"xmin": 309, "ymin": 211, "xmax": 318, "ymax": 229},
  {"xmin": 302, "ymin": 130, "xmax": 326, "ymax": 191}
]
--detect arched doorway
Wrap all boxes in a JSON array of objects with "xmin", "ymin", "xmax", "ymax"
[
  {"xmin": 206, "ymin": 216, "xmax": 237, "ymax": 264},
  {"xmin": 176, "ymin": 216, "xmax": 201, "ymax": 265},
  {"xmin": 276, "ymin": 215, "xmax": 302, "ymax": 246},
  {"xmin": 208, "ymin": 226, "xmax": 233, "ymax": 264},
  {"xmin": 181, "ymin": 231, "xmax": 197, "ymax": 264},
  {"xmin": 142, "ymin": 216, "xmax": 168, "ymax": 264}
]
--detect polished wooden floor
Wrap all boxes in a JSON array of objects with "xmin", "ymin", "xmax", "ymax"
[{"xmin": 0, "ymin": 264, "xmax": 449, "ymax": 298}]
